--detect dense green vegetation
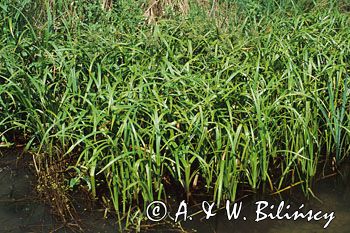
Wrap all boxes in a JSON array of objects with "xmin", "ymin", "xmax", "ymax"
[{"xmin": 1, "ymin": 0, "xmax": 350, "ymax": 231}]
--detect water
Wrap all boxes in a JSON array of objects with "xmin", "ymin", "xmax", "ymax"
[
  {"xmin": 0, "ymin": 149, "xmax": 58, "ymax": 232},
  {"xmin": 1, "ymin": 149, "xmax": 349, "ymax": 232},
  {"xmin": 0, "ymin": 149, "xmax": 117, "ymax": 233},
  {"xmin": 181, "ymin": 162, "xmax": 350, "ymax": 233}
]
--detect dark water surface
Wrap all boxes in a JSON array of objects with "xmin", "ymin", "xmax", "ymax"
[
  {"xmin": 179, "ymin": 162, "xmax": 350, "ymax": 233},
  {"xmin": 1, "ymin": 149, "xmax": 349, "ymax": 232},
  {"xmin": 0, "ymin": 149, "xmax": 58, "ymax": 232},
  {"xmin": 0, "ymin": 149, "xmax": 117, "ymax": 233}
]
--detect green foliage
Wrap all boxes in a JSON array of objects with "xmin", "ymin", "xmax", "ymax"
[{"xmin": 1, "ymin": 0, "xmax": 350, "ymax": 231}]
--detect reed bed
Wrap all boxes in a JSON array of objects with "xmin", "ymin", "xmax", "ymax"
[{"xmin": 1, "ymin": 0, "xmax": 350, "ymax": 230}]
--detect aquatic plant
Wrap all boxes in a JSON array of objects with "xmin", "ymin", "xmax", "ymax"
[{"xmin": 0, "ymin": 0, "xmax": 349, "ymax": 231}]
